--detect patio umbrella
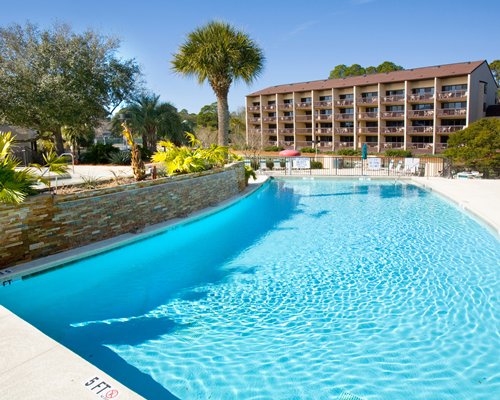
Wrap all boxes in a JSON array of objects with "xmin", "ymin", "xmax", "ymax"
[{"xmin": 362, "ymin": 143, "xmax": 368, "ymax": 160}]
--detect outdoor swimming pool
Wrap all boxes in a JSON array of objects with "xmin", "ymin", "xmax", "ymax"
[{"xmin": 0, "ymin": 179, "xmax": 499, "ymax": 399}]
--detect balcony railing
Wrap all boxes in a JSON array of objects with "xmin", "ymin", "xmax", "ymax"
[
  {"xmin": 408, "ymin": 93, "xmax": 434, "ymax": 102},
  {"xmin": 262, "ymin": 116, "xmax": 276, "ymax": 122},
  {"xmin": 296, "ymin": 102, "xmax": 312, "ymax": 109},
  {"xmin": 248, "ymin": 128, "xmax": 261, "ymax": 134},
  {"xmin": 262, "ymin": 129, "xmax": 276, "ymax": 134},
  {"xmin": 249, "ymin": 117, "xmax": 261, "ymax": 123},
  {"xmin": 381, "ymin": 94, "xmax": 405, "ymax": 103},
  {"xmin": 262, "ymin": 104, "xmax": 276, "ymax": 111},
  {"xmin": 437, "ymin": 90, "xmax": 467, "ymax": 100},
  {"xmin": 279, "ymin": 115, "xmax": 294, "ymax": 122},
  {"xmin": 296, "ymin": 128, "xmax": 313, "ymax": 134},
  {"xmin": 358, "ymin": 127, "xmax": 379, "ymax": 134},
  {"xmin": 335, "ymin": 113, "xmax": 354, "ymax": 120},
  {"xmin": 247, "ymin": 105, "xmax": 260, "ymax": 112},
  {"xmin": 316, "ymin": 128, "xmax": 333, "ymax": 134},
  {"xmin": 317, "ymin": 141, "xmax": 333, "ymax": 147},
  {"xmin": 436, "ymin": 125, "xmax": 465, "ymax": 133},
  {"xmin": 381, "ymin": 127, "xmax": 404, "ymax": 134},
  {"xmin": 435, "ymin": 143, "xmax": 448, "ymax": 151},
  {"xmin": 361, "ymin": 143, "xmax": 379, "ymax": 150},
  {"xmin": 407, "ymin": 126, "xmax": 434, "ymax": 134},
  {"xmin": 437, "ymin": 108, "xmax": 467, "ymax": 117},
  {"xmin": 295, "ymin": 115, "xmax": 312, "ymax": 122},
  {"xmin": 381, "ymin": 111, "xmax": 404, "ymax": 119},
  {"xmin": 278, "ymin": 103, "xmax": 294, "ymax": 109},
  {"xmin": 316, "ymin": 114, "xmax": 333, "ymax": 121},
  {"xmin": 335, "ymin": 127, "xmax": 354, "ymax": 134},
  {"xmin": 382, "ymin": 142, "xmax": 404, "ymax": 149},
  {"xmin": 335, "ymin": 141, "xmax": 354, "ymax": 149},
  {"xmin": 358, "ymin": 112, "xmax": 378, "ymax": 119},
  {"xmin": 408, "ymin": 110, "xmax": 434, "ymax": 118},
  {"xmin": 314, "ymin": 101, "xmax": 332, "ymax": 108},
  {"xmin": 357, "ymin": 96, "xmax": 378, "ymax": 104},
  {"xmin": 279, "ymin": 128, "xmax": 294, "ymax": 134},
  {"xmin": 334, "ymin": 99, "xmax": 354, "ymax": 106},
  {"xmin": 408, "ymin": 143, "xmax": 434, "ymax": 150}
]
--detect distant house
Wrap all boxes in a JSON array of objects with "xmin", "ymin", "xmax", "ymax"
[{"xmin": 0, "ymin": 124, "xmax": 38, "ymax": 165}]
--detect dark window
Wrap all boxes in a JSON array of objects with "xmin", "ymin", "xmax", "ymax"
[
  {"xmin": 320, "ymin": 109, "xmax": 333, "ymax": 115},
  {"xmin": 484, "ymin": 83, "xmax": 487, "ymax": 94},
  {"xmin": 268, "ymin": 112, "xmax": 276, "ymax": 117},
  {"xmin": 267, "ymin": 100, "xmax": 276, "ymax": 105},
  {"xmin": 386, "ymin": 105, "xmax": 404, "ymax": 111},
  {"xmin": 441, "ymin": 119, "xmax": 466, "ymax": 126},
  {"xmin": 340, "ymin": 136, "xmax": 354, "ymax": 142},
  {"xmin": 305, "ymin": 135, "xmax": 313, "ymax": 141},
  {"xmin": 269, "ymin": 124, "xmax": 276, "ymax": 129},
  {"xmin": 385, "ymin": 136, "xmax": 404, "ymax": 143},
  {"xmin": 339, "ymin": 94, "xmax": 354, "ymax": 99},
  {"xmin": 412, "ymin": 103, "xmax": 433, "ymax": 110},
  {"xmin": 269, "ymin": 135, "xmax": 277, "ymax": 141},
  {"xmin": 319, "ymin": 95, "xmax": 332, "ymax": 101},
  {"xmin": 319, "ymin": 136, "xmax": 331, "ymax": 142},
  {"xmin": 340, "ymin": 122, "xmax": 354, "ymax": 128},
  {"xmin": 284, "ymin": 111, "xmax": 293, "ymax": 116},
  {"xmin": 305, "ymin": 111, "xmax": 312, "ymax": 115},
  {"xmin": 386, "ymin": 121, "xmax": 404, "ymax": 127},
  {"xmin": 386, "ymin": 89, "xmax": 404, "ymax": 96},
  {"xmin": 440, "ymin": 136, "xmax": 449, "ymax": 144},
  {"xmin": 283, "ymin": 99, "xmax": 293, "ymax": 104},
  {"xmin": 412, "ymin": 87, "xmax": 434, "ymax": 94},
  {"xmin": 412, "ymin": 120, "xmax": 433, "ymax": 127},
  {"xmin": 365, "ymin": 107, "xmax": 378, "ymax": 112},
  {"xmin": 361, "ymin": 92, "xmax": 378, "ymax": 98},
  {"xmin": 252, "ymin": 102, "xmax": 260, "ymax": 106},
  {"xmin": 285, "ymin": 123, "xmax": 293, "ymax": 129},
  {"xmin": 366, "ymin": 121, "xmax": 378, "ymax": 127},
  {"xmin": 442, "ymin": 84, "xmax": 467, "ymax": 91},
  {"xmin": 253, "ymin": 113, "xmax": 260, "ymax": 117},
  {"xmin": 411, "ymin": 136, "xmax": 433, "ymax": 143},
  {"xmin": 305, "ymin": 123, "xmax": 312, "ymax": 128},
  {"xmin": 341, "ymin": 108, "xmax": 354, "ymax": 114},
  {"xmin": 320, "ymin": 123, "xmax": 332, "ymax": 128},
  {"xmin": 442, "ymin": 102, "xmax": 466, "ymax": 109},
  {"xmin": 284, "ymin": 135, "xmax": 294, "ymax": 141},
  {"xmin": 365, "ymin": 136, "xmax": 378, "ymax": 143},
  {"xmin": 300, "ymin": 97, "xmax": 312, "ymax": 103}
]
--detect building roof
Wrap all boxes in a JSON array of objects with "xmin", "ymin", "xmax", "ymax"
[
  {"xmin": 0, "ymin": 125, "xmax": 37, "ymax": 142},
  {"xmin": 248, "ymin": 60, "xmax": 486, "ymax": 96}
]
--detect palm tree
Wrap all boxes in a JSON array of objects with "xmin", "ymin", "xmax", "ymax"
[
  {"xmin": 172, "ymin": 21, "xmax": 265, "ymax": 146},
  {"xmin": 113, "ymin": 94, "xmax": 184, "ymax": 152}
]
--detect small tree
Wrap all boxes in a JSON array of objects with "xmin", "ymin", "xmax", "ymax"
[
  {"xmin": 444, "ymin": 118, "xmax": 500, "ymax": 178},
  {"xmin": 121, "ymin": 123, "xmax": 146, "ymax": 181}
]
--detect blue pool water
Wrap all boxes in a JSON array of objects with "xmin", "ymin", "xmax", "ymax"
[{"xmin": 1, "ymin": 179, "xmax": 499, "ymax": 399}]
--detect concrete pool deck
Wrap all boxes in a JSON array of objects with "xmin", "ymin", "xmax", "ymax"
[{"xmin": 0, "ymin": 175, "xmax": 498, "ymax": 399}]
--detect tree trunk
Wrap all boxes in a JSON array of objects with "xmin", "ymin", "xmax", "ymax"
[
  {"xmin": 147, "ymin": 128, "xmax": 157, "ymax": 153},
  {"xmin": 216, "ymin": 93, "xmax": 230, "ymax": 146},
  {"xmin": 53, "ymin": 128, "xmax": 65, "ymax": 154},
  {"xmin": 141, "ymin": 133, "xmax": 148, "ymax": 153}
]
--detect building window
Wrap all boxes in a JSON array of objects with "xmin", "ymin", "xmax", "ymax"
[
  {"xmin": 440, "ymin": 136, "xmax": 449, "ymax": 144},
  {"xmin": 442, "ymin": 102, "xmax": 466, "ymax": 109},
  {"xmin": 340, "ymin": 136, "xmax": 354, "ymax": 142},
  {"xmin": 340, "ymin": 122, "xmax": 354, "ymax": 128},
  {"xmin": 305, "ymin": 135, "xmax": 313, "ymax": 141},
  {"xmin": 361, "ymin": 92, "xmax": 378, "ymax": 98},
  {"xmin": 411, "ymin": 136, "xmax": 433, "ymax": 143},
  {"xmin": 268, "ymin": 112, "xmax": 276, "ymax": 117},
  {"xmin": 366, "ymin": 121, "xmax": 378, "ymax": 127},
  {"xmin": 285, "ymin": 123, "xmax": 293, "ymax": 129},
  {"xmin": 320, "ymin": 109, "xmax": 332, "ymax": 115},
  {"xmin": 267, "ymin": 100, "xmax": 276, "ymax": 105},
  {"xmin": 412, "ymin": 103, "xmax": 433, "ymax": 110},
  {"xmin": 385, "ymin": 136, "xmax": 404, "ymax": 143},
  {"xmin": 386, "ymin": 89, "xmax": 404, "ymax": 96},
  {"xmin": 284, "ymin": 135, "xmax": 294, "ymax": 141},
  {"xmin": 284, "ymin": 111, "xmax": 293, "ymax": 116},
  {"xmin": 319, "ymin": 95, "xmax": 332, "ymax": 101},
  {"xmin": 300, "ymin": 97, "xmax": 312, "ymax": 103},
  {"xmin": 365, "ymin": 107, "xmax": 378, "ymax": 112},
  {"xmin": 283, "ymin": 99, "xmax": 293, "ymax": 104},
  {"xmin": 386, "ymin": 105, "xmax": 404, "ymax": 111},
  {"xmin": 441, "ymin": 119, "xmax": 466, "ymax": 126},
  {"xmin": 339, "ymin": 93, "xmax": 353, "ymax": 99},
  {"xmin": 365, "ymin": 136, "xmax": 378, "ymax": 143},
  {"xmin": 412, "ymin": 120, "xmax": 433, "ymax": 127},
  {"xmin": 305, "ymin": 111, "xmax": 312, "ymax": 115},
  {"xmin": 269, "ymin": 135, "xmax": 277, "ymax": 141},
  {"xmin": 269, "ymin": 124, "xmax": 276, "ymax": 129},
  {"xmin": 484, "ymin": 83, "xmax": 487, "ymax": 94},
  {"xmin": 412, "ymin": 87, "xmax": 434, "ymax": 94},
  {"xmin": 442, "ymin": 84, "xmax": 467, "ymax": 92},
  {"xmin": 341, "ymin": 108, "xmax": 354, "ymax": 114},
  {"xmin": 386, "ymin": 121, "xmax": 404, "ymax": 127},
  {"xmin": 320, "ymin": 123, "xmax": 333, "ymax": 128},
  {"xmin": 252, "ymin": 102, "xmax": 260, "ymax": 106}
]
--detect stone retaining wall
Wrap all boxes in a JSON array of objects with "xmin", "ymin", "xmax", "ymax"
[{"xmin": 0, "ymin": 163, "xmax": 245, "ymax": 268}]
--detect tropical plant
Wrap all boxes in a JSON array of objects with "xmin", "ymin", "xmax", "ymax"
[
  {"xmin": 385, "ymin": 149, "xmax": 412, "ymax": 157},
  {"xmin": 444, "ymin": 118, "xmax": 500, "ymax": 178},
  {"xmin": 113, "ymin": 94, "xmax": 185, "ymax": 152},
  {"xmin": 310, "ymin": 161, "xmax": 323, "ymax": 169},
  {"xmin": 244, "ymin": 165, "xmax": 256, "ymax": 185},
  {"xmin": 0, "ymin": 131, "xmax": 38, "ymax": 204},
  {"xmin": 152, "ymin": 132, "xmax": 236, "ymax": 176},
  {"xmin": 0, "ymin": 22, "xmax": 141, "ymax": 154},
  {"xmin": 337, "ymin": 149, "xmax": 362, "ymax": 156},
  {"xmin": 263, "ymin": 145, "xmax": 284, "ymax": 152},
  {"xmin": 31, "ymin": 151, "xmax": 70, "ymax": 191},
  {"xmin": 108, "ymin": 150, "xmax": 131, "ymax": 165},
  {"xmin": 300, "ymin": 147, "xmax": 316, "ymax": 153},
  {"xmin": 172, "ymin": 21, "xmax": 265, "ymax": 146},
  {"xmin": 121, "ymin": 123, "xmax": 146, "ymax": 181},
  {"xmin": 80, "ymin": 143, "xmax": 119, "ymax": 164},
  {"xmin": 80, "ymin": 175, "xmax": 102, "ymax": 189}
]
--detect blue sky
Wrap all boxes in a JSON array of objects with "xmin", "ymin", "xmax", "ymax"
[{"xmin": 1, "ymin": 0, "xmax": 498, "ymax": 114}]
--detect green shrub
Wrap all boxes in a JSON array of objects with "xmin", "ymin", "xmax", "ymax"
[
  {"xmin": 310, "ymin": 160, "xmax": 323, "ymax": 169},
  {"xmin": 263, "ymin": 145, "xmax": 284, "ymax": 152},
  {"xmin": 385, "ymin": 149, "xmax": 412, "ymax": 157},
  {"xmin": 244, "ymin": 165, "xmax": 257, "ymax": 184},
  {"xmin": 337, "ymin": 149, "xmax": 361, "ymax": 156},
  {"xmin": 139, "ymin": 145, "xmax": 153, "ymax": 161},
  {"xmin": 300, "ymin": 147, "xmax": 316, "ymax": 153},
  {"xmin": 250, "ymin": 159, "xmax": 259, "ymax": 170},
  {"xmin": 81, "ymin": 143, "xmax": 119, "ymax": 164},
  {"xmin": 266, "ymin": 160, "xmax": 274, "ymax": 170},
  {"xmin": 108, "ymin": 150, "xmax": 132, "ymax": 165}
]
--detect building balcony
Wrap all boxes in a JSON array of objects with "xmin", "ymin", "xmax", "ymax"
[
  {"xmin": 381, "ymin": 111, "xmax": 404, "ymax": 119},
  {"xmin": 316, "ymin": 114, "xmax": 333, "ymax": 121},
  {"xmin": 262, "ymin": 104, "xmax": 276, "ymax": 111},
  {"xmin": 296, "ymin": 140, "xmax": 314, "ymax": 147},
  {"xmin": 317, "ymin": 140, "xmax": 333, "ymax": 148},
  {"xmin": 262, "ymin": 116, "xmax": 276, "ymax": 122},
  {"xmin": 437, "ymin": 90, "xmax": 467, "ymax": 100},
  {"xmin": 408, "ymin": 143, "xmax": 434, "ymax": 150},
  {"xmin": 407, "ymin": 110, "xmax": 434, "ymax": 118},
  {"xmin": 335, "ymin": 141, "xmax": 354, "ymax": 149},
  {"xmin": 381, "ymin": 127, "xmax": 404, "ymax": 134},
  {"xmin": 382, "ymin": 142, "xmax": 404, "ymax": 149},
  {"xmin": 358, "ymin": 111, "xmax": 378, "ymax": 119},
  {"xmin": 296, "ymin": 102, "xmax": 312, "ymax": 109},
  {"xmin": 335, "ymin": 127, "xmax": 354, "ymax": 134},
  {"xmin": 361, "ymin": 143, "xmax": 380, "ymax": 151},
  {"xmin": 436, "ymin": 125, "xmax": 465, "ymax": 133},
  {"xmin": 437, "ymin": 108, "xmax": 467, "ymax": 117},
  {"xmin": 407, "ymin": 126, "xmax": 434, "ymax": 134},
  {"xmin": 278, "ymin": 115, "xmax": 294, "ymax": 122},
  {"xmin": 247, "ymin": 105, "xmax": 260, "ymax": 112},
  {"xmin": 407, "ymin": 93, "xmax": 434, "ymax": 102},
  {"xmin": 334, "ymin": 98, "xmax": 354, "ymax": 106},
  {"xmin": 262, "ymin": 128, "xmax": 276, "ymax": 134},
  {"xmin": 381, "ymin": 94, "xmax": 405, "ymax": 103},
  {"xmin": 296, "ymin": 128, "xmax": 313, "ymax": 134},
  {"xmin": 316, "ymin": 128, "xmax": 333, "ymax": 134},
  {"xmin": 335, "ymin": 113, "xmax": 354, "ymax": 120},
  {"xmin": 278, "ymin": 103, "xmax": 294, "ymax": 109},
  {"xmin": 314, "ymin": 100, "xmax": 332, "ymax": 108},
  {"xmin": 279, "ymin": 128, "xmax": 294, "ymax": 134},
  {"xmin": 248, "ymin": 128, "xmax": 261, "ymax": 134},
  {"xmin": 358, "ymin": 127, "xmax": 378, "ymax": 134},
  {"xmin": 435, "ymin": 143, "xmax": 448, "ymax": 151},
  {"xmin": 248, "ymin": 117, "xmax": 261, "ymax": 123},
  {"xmin": 357, "ymin": 96, "xmax": 378, "ymax": 104},
  {"xmin": 296, "ymin": 115, "xmax": 312, "ymax": 122}
]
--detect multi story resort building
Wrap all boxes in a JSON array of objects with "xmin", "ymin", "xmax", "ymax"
[{"xmin": 245, "ymin": 60, "xmax": 497, "ymax": 154}]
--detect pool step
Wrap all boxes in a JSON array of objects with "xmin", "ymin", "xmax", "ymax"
[{"xmin": 338, "ymin": 391, "xmax": 364, "ymax": 400}]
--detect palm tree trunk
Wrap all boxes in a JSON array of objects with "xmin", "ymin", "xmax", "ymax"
[
  {"xmin": 141, "ymin": 133, "xmax": 148, "ymax": 153},
  {"xmin": 216, "ymin": 93, "xmax": 230, "ymax": 146},
  {"xmin": 53, "ymin": 128, "xmax": 65, "ymax": 154}
]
